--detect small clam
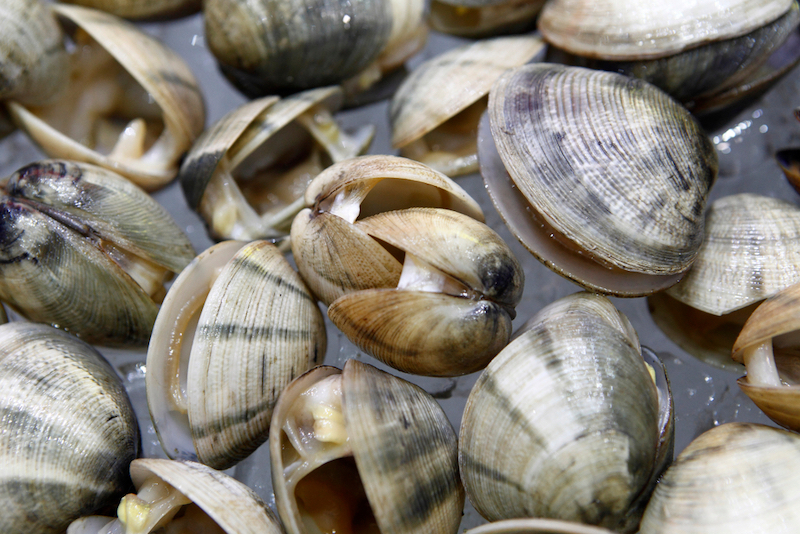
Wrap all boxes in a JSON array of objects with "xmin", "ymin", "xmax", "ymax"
[
  {"xmin": 7, "ymin": 4, "xmax": 205, "ymax": 191},
  {"xmin": 56, "ymin": 0, "xmax": 201, "ymax": 20},
  {"xmin": 0, "ymin": 159, "xmax": 194, "ymax": 346},
  {"xmin": 269, "ymin": 360, "xmax": 464, "ymax": 534},
  {"xmin": 328, "ymin": 207, "xmax": 524, "ymax": 376},
  {"xmin": 179, "ymin": 87, "xmax": 374, "ymax": 242},
  {"xmin": 480, "ymin": 64, "xmax": 717, "ymax": 297},
  {"xmin": 0, "ymin": 322, "xmax": 139, "ymax": 534},
  {"xmin": 649, "ymin": 193, "xmax": 800, "ymax": 370},
  {"xmin": 67, "ymin": 459, "xmax": 283, "ymax": 534},
  {"xmin": 390, "ymin": 35, "xmax": 546, "ymax": 177},
  {"xmin": 429, "ymin": 0, "xmax": 546, "ymax": 38},
  {"xmin": 290, "ymin": 155, "xmax": 484, "ymax": 306},
  {"xmin": 147, "ymin": 240, "xmax": 326, "ymax": 470},
  {"xmin": 640, "ymin": 423, "xmax": 800, "ymax": 533},
  {"xmin": 459, "ymin": 292, "xmax": 672, "ymax": 532}
]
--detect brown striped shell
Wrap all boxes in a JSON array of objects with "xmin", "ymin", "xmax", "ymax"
[
  {"xmin": 269, "ymin": 361, "xmax": 464, "ymax": 534},
  {"xmin": 146, "ymin": 240, "xmax": 326, "ymax": 470},
  {"xmin": 0, "ymin": 322, "xmax": 139, "ymax": 534}
]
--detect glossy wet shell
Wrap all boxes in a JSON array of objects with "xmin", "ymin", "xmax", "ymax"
[
  {"xmin": 0, "ymin": 0, "xmax": 69, "ymax": 105},
  {"xmin": 270, "ymin": 361, "xmax": 464, "ymax": 534},
  {"xmin": 57, "ymin": 0, "xmax": 202, "ymax": 19},
  {"xmin": 429, "ymin": 0, "xmax": 545, "ymax": 38},
  {"xmin": 0, "ymin": 322, "xmax": 139, "ymax": 534},
  {"xmin": 486, "ymin": 64, "xmax": 716, "ymax": 292},
  {"xmin": 459, "ymin": 292, "xmax": 661, "ymax": 531},
  {"xmin": 640, "ymin": 423, "xmax": 800, "ymax": 533}
]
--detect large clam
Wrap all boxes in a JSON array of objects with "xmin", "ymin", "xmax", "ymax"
[
  {"xmin": 459, "ymin": 292, "xmax": 673, "ymax": 532},
  {"xmin": 6, "ymin": 4, "xmax": 205, "ymax": 191},
  {"xmin": 147, "ymin": 240, "xmax": 326, "ymax": 470},
  {"xmin": 649, "ymin": 193, "xmax": 800, "ymax": 370},
  {"xmin": 428, "ymin": 0, "xmax": 546, "ymax": 38},
  {"xmin": 538, "ymin": 0, "xmax": 800, "ymax": 108},
  {"xmin": 269, "ymin": 360, "xmax": 464, "ymax": 534},
  {"xmin": 0, "ymin": 159, "xmax": 194, "ymax": 346},
  {"xmin": 179, "ymin": 87, "xmax": 374, "ymax": 242},
  {"xmin": 480, "ymin": 64, "xmax": 717, "ymax": 297},
  {"xmin": 0, "ymin": 322, "xmax": 139, "ymax": 534},
  {"xmin": 390, "ymin": 35, "xmax": 546, "ymax": 177}
]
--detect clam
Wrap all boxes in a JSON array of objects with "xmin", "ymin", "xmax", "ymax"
[
  {"xmin": 269, "ymin": 360, "xmax": 464, "ymax": 534},
  {"xmin": 7, "ymin": 4, "xmax": 205, "ymax": 191},
  {"xmin": 459, "ymin": 292, "xmax": 673, "ymax": 532},
  {"xmin": 290, "ymin": 155, "xmax": 484, "ymax": 306},
  {"xmin": 204, "ymin": 0, "xmax": 427, "ymax": 99},
  {"xmin": 465, "ymin": 519, "xmax": 616, "ymax": 534},
  {"xmin": 328, "ymin": 207, "xmax": 524, "ymax": 376},
  {"xmin": 649, "ymin": 193, "xmax": 800, "ymax": 371},
  {"xmin": 640, "ymin": 422, "xmax": 800, "ymax": 533},
  {"xmin": 0, "ymin": 0, "xmax": 69, "ymax": 106},
  {"xmin": 0, "ymin": 322, "xmax": 139, "ymax": 534},
  {"xmin": 480, "ymin": 64, "xmax": 717, "ymax": 297},
  {"xmin": 0, "ymin": 159, "xmax": 194, "ymax": 346},
  {"xmin": 390, "ymin": 35, "xmax": 546, "ymax": 177},
  {"xmin": 179, "ymin": 87, "xmax": 374, "ymax": 242},
  {"xmin": 56, "ymin": 0, "xmax": 201, "ymax": 20},
  {"xmin": 146, "ymin": 240, "xmax": 326, "ymax": 470},
  {"xmin": 730, "ymin": 281, "xmax": 800, "ymax": 431},
  {"xmin": 428, "ymin": 0, "xmax": 546, "ymax": 38},
  {"xmin": 67, "ymin": 459, "xmax": 283, "ymax": 534},
  {"xmin": 538, "ymin": 0, "xmax": 800, "ymax": 108}
]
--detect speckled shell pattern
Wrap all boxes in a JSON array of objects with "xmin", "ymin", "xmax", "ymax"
[
  {"xmin": 459, "ymin": 292, "xmax": 661, "ymax": 531},
  {"xmin": 0, "ymin": 0, "xmax": 69, "ymax": 106},
  {"xmin": 270, "ymin": 361, "xmax": 465, "ymax": 534},
  {"xmin": 665, "ymin": 193, "xmax": 800, "ymax": 316},
  {"xmin": 640, "ymin": 423, "xmax": 800, "ymax": 533},
  {"xmin": 0, "ymin": 160, "xmax": 194, "ymax": 346},
  {"xmin": 129, "ymin": 459, "xmax": 284, "ymax": 534},
  {"xmin": 204, "ymin": 0, "xmax": 393, "ymax": 96},
  {"xmin": 0, "ymin": 322, "xmax": 139, "ymax": 534},
  {"xmin": 57, "ymin": 0, "xmax": 202, "ymax": 19},
  {"xmin": 488, "ymin": 64, "xmax": 717, "ymax": 278}
]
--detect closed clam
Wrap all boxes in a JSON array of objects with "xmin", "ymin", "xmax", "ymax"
[
  {"xmin": 7, "ymin": 4, "xmax": 205, "ymax": 191},
  {"xmin": 290, "ymin": 155, "xmax": 484, "ymax": 306},
  {"xmin": 0, "ymin": 159, "xmax": 194, "ymax": 346},
  {"xmin": 180, "ymin": 87, "xmax": 374, "ymax": 241},
  {"xmin": 204, "ymin": 0, "xmax": 427, "ymax": 99},
  {"xmin": 67, "ymin": 459, "xmax": 283, "ymax": 534},
  {"xmin": 0, "ymin": 322, "xmax": 139, "ymax": 534},
  {"xmin": 640, "ymin": 423, "xmax": 800, "ymax": 533},
  {"xmin": 56, "ymin": 0, "xmax": 201, "ymax": 20},
  {"xmin": 459, "ymin": 292, "xmax": 672, "ymax": 532},
  {"xmin": 429, "ymin": 0, "xmax": 546, "ymax": 38},
  {"xmin": 480, "ymin": 64, "xmax": 717, "ymax": 297},
  {"xmin": 649, "ymin": 193, "xmax": 800, "ymax": 370},
  {"xmin": 147, "ymin": 240, "xmax": 326, "ymax": 470},
  {"xmin": 328, "ymin": 207, "xmax": 524, "ymax": 376},
  {"xmin": 390, "ymin": 35, "xmax": 546, "ymax": 177},
  {"xmin": 539, "ymin": 0, "xmax": 800, "ymax": 108},
  {"xmin": 269, "ymin": 360, "xmax": 464, "ymax": 534},
  {"xmin": 0, "ymin": 0, "xmax": 69, "ymax": 106}
]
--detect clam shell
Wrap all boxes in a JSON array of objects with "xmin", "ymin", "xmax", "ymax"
[
  {"xmin": 56, "ymin": 0, "xmax": 202, "ymax": 20},
  {"xmin": 8, "ymin": 4, "xmax": 205, "ymax": 190},
  {"xmin": 465, "ymin": 518, "xmax": 616, "ymax": 534},
  {"xmin": 0, "ymin": 322, "xmax": 139, "ymax": 534},
  {"xmin": 640, "ymin": 422, "xmax": 800, "ymax": 533},
  {"xmin": 483, "ymin": 64, "xmax": 717, "ymax": 296},
  {"xmin": 429, "ymin": 0, "xmax": 546, "ymax": 38},
  {"xmin": 270, "ymin": 360, "xmax": 464, "ymax": 534}
]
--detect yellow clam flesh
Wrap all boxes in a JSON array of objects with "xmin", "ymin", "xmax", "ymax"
[
  {"xmin": 7, "ymin": 4, "xmax": 205, "ymax": 191},
  {"xmin": 179, "ymin": 87, "xmax": 374, "ymax": 242},
  {"xmin": 0, "ymin": 322, "xmax": 139, "ymax": 534},
  {"xmin": 146, "ymin": 240, "xmax": 326, "ymax": 470},
  {"xmin": 269, "ymin": 360, "xmax": 465, "ymax": 534},
  {"xmin": 429, "ymin": 0, "xmax": 546, "ymax": 38},
  {"xmin": 0, "ymin": 159, "xmax": 194, "ymax": 346}
]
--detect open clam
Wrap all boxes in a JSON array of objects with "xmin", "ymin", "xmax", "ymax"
[
  {"xmin": 390, "ymin": 35, "xmax": 546, "ymax": 177},
  {"xmin": 179, "ymin": 87, "xmax": 374, "ymax": 242},
  {"xmin": 429, "ymin": 0, "xmax": 545, "ymax": 38},
  {"xmin": 147, "ymin": 240, "xmax": 326, "ymax": 470},
  {"xmin": 459, "ymin": 292, "xmax": 673, "ymax": 533},
  {"xmin": 270, "ymin": 360, "xmax": 464, "ymax": 534},
  {"xmin": 0, "ymin": 322, "xmax": 139, "ymax": 534},
  {"xmin": 7, "ymin": 4, "xmax": 205, "ymax": 191},
  {"xmin": 0, "ymin": 159, "xmax": 194, "ymax": 346},
  {"xmin": 480, "ymin": 64, "xmax": 717, "ymax": 297}
]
